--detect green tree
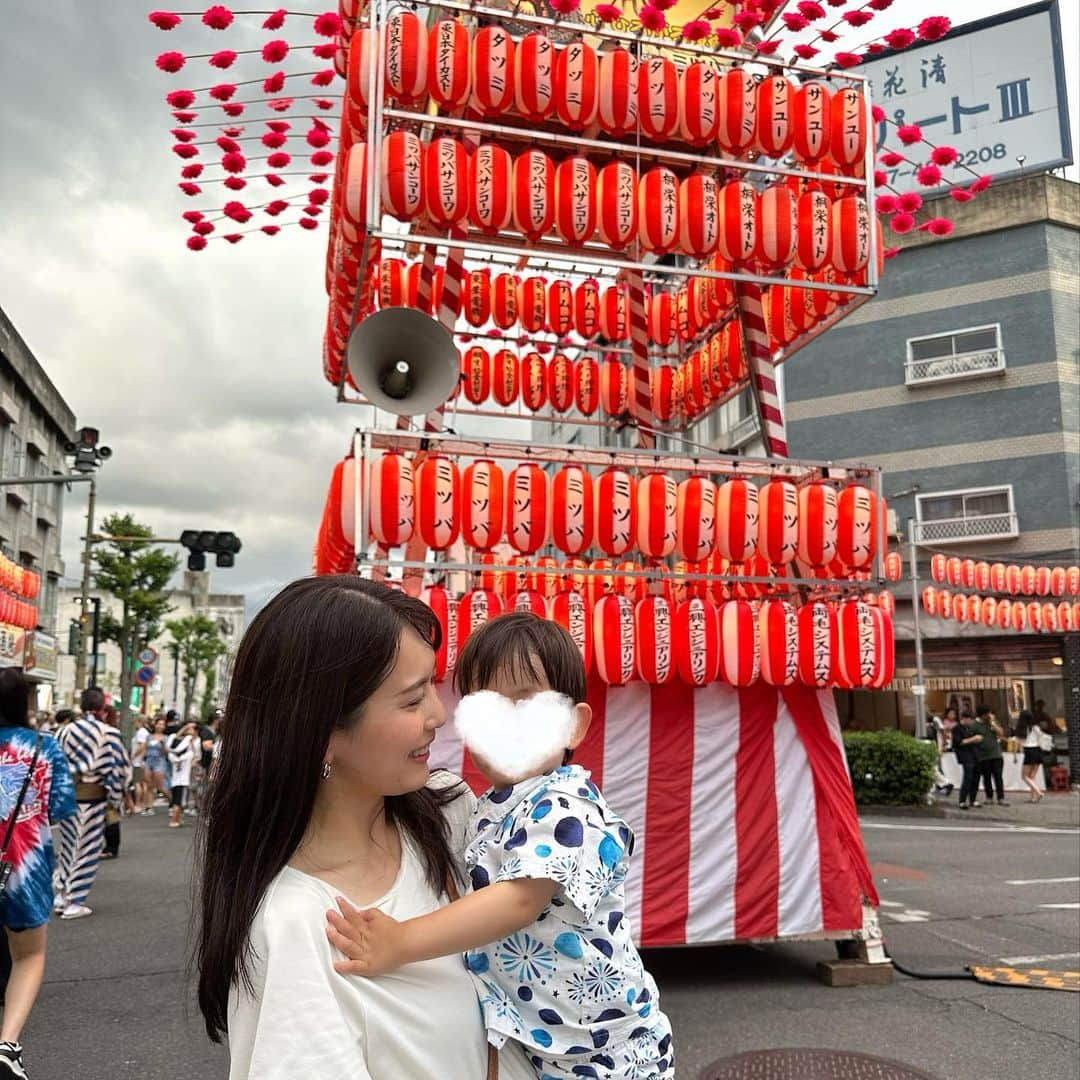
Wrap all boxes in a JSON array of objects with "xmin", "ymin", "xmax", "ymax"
[
  {"xmin": 92, "ymin": 513, "xmax": 180, "ymax": 741},
  {"xmin": 165, "ymin": 614, "xmax": 227, "ymax": 723}
]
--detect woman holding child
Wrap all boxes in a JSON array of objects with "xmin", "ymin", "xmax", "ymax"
[{"xmin": 195, "ymin": 576, "xmax": 672, "ymax": 1079}]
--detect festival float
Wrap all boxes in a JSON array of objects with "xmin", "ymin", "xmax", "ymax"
[{"xmin": 147, "ymin": 0, "xmax": 996, "ymax": 962}]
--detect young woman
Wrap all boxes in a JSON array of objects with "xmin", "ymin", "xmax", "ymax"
[
  {"xmin": 0, "ymin": 668, "xmax": 77, "ymax": 1078},
  {"xmin": 195, "ymin": 576, "xmax": 535, "ymax": 1079},
  {"xmin": 142, "ymin": 718, "xmax": 170, "ymax": 812},
  {"xmin": 1016, "ymin": 710, "xmax": 1044, "ymax": 803},
  {"xmin": 166, "ymin": 723, "xmax": 198, "ymax": 828}
]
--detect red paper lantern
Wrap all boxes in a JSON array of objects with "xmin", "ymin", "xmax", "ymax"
[
  {"xmin": 596, "ymin": 162, "xmax": 637, "ymax": 250},
  {"xmin": 461, "ymin": 345, "xmax": 490, "ymax": 405},
  {"xmin": 679, "ymin": 173, "xmax": 721, "ymax": 259},
  {"xmin": 506, "ymin": 462, "xmax": 550, "ymax": 554},
  {"xmin": 939, "ymin": 589, "xmax": 954, "ymax": 620},
  {"xmin": 546, "ymin": 279, "xmax": 573, "ymax": 337},
  {"xmin": 554, "ymin": 41, "xmax": 598, "ymax": 131},
  {"xmin": 757, "ymin": 479, "xmax": 799, "ymax": 565},
  {"xmin": 716, "ymin": 479, "xmax": 759, "ymax": 563},
  {"xmin": 575, "ymin": 278, "xmax": 601, "ymax": 338},
  {"xmin": 508, "ymin": 590, "xmax": 546, "ymax": 619},
  {"xmin": 471, "ymin": 26, "xmax": 514, "ymax": 116},
  {"xmin": 587, "ymin": 559, "xmax": 616, "ymax": 608},
  {"xmin": 423, "ymin": 584, "xmax": 458, "ymax": 682},
  {"xmin": 717, "ymin": 67, "xmax": 756, "ymax": 155},
  {"xmin": 575, "ymin": 355, "xmax": 599, "ymax": 416},
  {"xmin": 1011, "ymin": 601, "xmax": 1027, "ymax": 632},
  {"xmin": 995, "ymin": 597, "xmax": 1011, "ymax": 629},
  {"xmin": 930, "ymin": 553, "xmax": 947, "ymax": 583},
  {"xmin": 830, "ymin": 86, "xmax": 867, "ymax": 169},
  {"xmin": 518, "ymin": 276, "xmax": 547, "ymax": 334},
  {"xmin": 491, "ymin": 348, "xmax": 519, "ymax": 407},
  {"xmin": 521, "ymin": 351, "xmax": 547, "ymax": 412},
  {"xmin": 836, "ymin": 484, "xmax": 877, "ymax": 569},
  {"xmin": 1057, "ymin": 601, "xmax": 1074, "ymax": 632},
  {"xmin": 600, "ymin": 357, "xmax": 628, "ymax": 418},
  {"xmin": 458, "ymin": 588, "xmax": 503, "ymax": 645},
  {"xmin": 416, "ymin": 456, "xmax": 460, "ymax": 551},
  {"xmin": 461, "ymin": 459, "xmax": 505, "ymax": 551},
  {"xmin": 718, "ymin": 180, "xmax": 757, "ymax": 264},
  {"xmin": 759, "ymin": 599, "xmax": 798, "ymax": 687},
  {"xmin": 922, "ymin": 586, "xmax": 939, "ymax": 616},
  {"xmin": 755, "ymin": 74, "xmax": 794, "ymax": 158},
  {"xmin": 683, "ymin": 351, "xmax": 711, "ymax": 418},
  {"xmin": 555, "ymin": 156, "xmax": 597, "ymax": 246},
  {"xmin": 464, "ymin": 268, "xmax": 491, "ymax": 327},
  {"xmin": 945, "ymin": 557, "xmax": 963, "ymax": 588},
  {"xmin": 428, "ymin": 18, "xmax": 470, "ymax": 109},
  {"xmin": 492, "ymin": 272, "xmax": 519, "ymax": 329},
  {"xmin": 599, "ymin": 286, "xmax": 628, "ymax": 342},
  {"xmin": 614, "ymin": 560, "xmax": 645, "ymax": 603},
  {"xmin": 959, "ymin": 558, "xmax": 976, "ymax": 590},
  {"xmin": 1005, "ymin": 564, "xmax": 1022, "ymax": 594},
  {"xmin": 831, "ymin": 196, "xmax": 871, "ymax": 274},
  {"xmin": 512, "ymin": 149, "xmax": 555, "ymax": 241},
  {"xmin": 552, "ymin": 465, "xmax": 594, "ymax": 556},
  {"xmin": 649, "ymin": 290, "xmax": 675, "ymax": 348},
  {"xmin": 672, "ymin": 597, "xmax": 720, "ymax": 685},
  {"xmin": 1020, "ymin": 565, "xmax": 1037, "ymax": 595},
  {"xmin": 638, "ymin": 55, "xmax": 679, "ymax": 141},
  {"xmin": 346, "ymin": 28, "xmax": 372, "ymax": 118},
  {"xmin": 381, "ymin": 131, "xmax": 424, "ymax": 221},
  {"xmin": 981, "ymin": 596, "xmax": 998, "ymax": 628},
  {"xmin": 530, "ymin": 556, "xmax": 561, "ymax": 599},
  {"xmin": 597, "ymin": 48, "xmax": 638, "ymax": 136},
  {"xmin": 378, "ymin": 258, "xmax": 406, "ymax": 308},
  {"xmin": 1027, "ymin": 601, "xmax": 1043, "ymax": 631},
  {"xmin": 1034, "ymin": 566, "xmax": 1052, "ymax": 597},
  {"xmin": 650, "ymin": 365, "xmax": 678, "ymax": 424},
  {"xmin": 676, "ymin": 476, "xmax": 717, "ymax": 562},
  {"xmin": 550, "ymin": 589, "xmax": 593, "ymax": 672},
  {"xmin": 368, "ymin": 452, "xmax": 414, "ymax": 548},
  {"xmin": 796, "ymin": 190, "xmax": 832, "ymax": 272},
  {"xmin": 638, "ymin": 167, "xmax": 680, "ymax": 255},
  {"xmin": 884, "ymin": 551, "xmax": 903, "ymax": 582},
  {"xmin": 499, "ymin": 556, "xmax": 532, "ymax": 605},
  {"xmin": 514, "ymin": 32, "xmax": 555, "ymax": 122},
  {"xmin": 719, "ymin": 600, "xmax": 759, "ymax": 687},
  {"xmin": 797, "ymin": 483, "xmax": 838, "ymax": 568},
  {"xmin": 867, "ymin": 607, "xmax": 895, "ymax": 689},
  {"xmin": 1068, "ymin": 567, "xmax": 1080, "ymax": 595},
  {"xmin": 792, "ymin": 81, "xmax": 831, "ymax": 164},
  {"xmin": 836, "ymin": 601, "xmax": 877, "ymax": 688},
  {"xmin": 1050, "ymin": 567, "xmax": 1067, "ymax": 597},
  {"xmin": 636, "ymin": 473, "xmax": 678, "ymax": 559},
  {"xmin": 384, "ymin": 12, "xmax": 428, "ymax": 103},
  {"xmin": 679, "ymin": 62, "xmax": 720, "ymax": 147},
  {"xmin": 469, "ymin": 144, "xmax": 512, "ymax": 234},
  {"xmin": 634, "ymin": 596, "xmax": 675, "ymax": 684},
  {"xmin": 548, "ymin": 353, "xmax": 574, "ymax": 413},
  {"xmin": 424, "ymin": 136, "xmax": 469, "ymax": 229},
  {"xmin": 975, "ymin": 561, "xmax": 992, "ymax": 592},
  {"xmin": 954, "ymin": 596, "xmax": 969, "ymax": 625},
  {"xmin": 797, "ymin": 601, "xmax": 837, "ymax": 687},
  {"xmin": 757, "ymin": 185, "xmax": 797, "ymax": 267},
  {"xmin": 595, "ymin": 467, "xmax": 637, "ymax": 557}
]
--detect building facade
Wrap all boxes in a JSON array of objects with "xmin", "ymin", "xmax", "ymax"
[
  {"xmin": 783, "ymin": 174, "xmax": 1079, "ymax": 770},
  {"xmin": 55, "ymin": 570, "xmax": 245, "ymax": 719},
  {"xmin": 0, "ymin": 305, "xmax": 77, "ymax": 704}
]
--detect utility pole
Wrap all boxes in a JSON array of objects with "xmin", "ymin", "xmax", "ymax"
[
  {"xmin": 74, "ymin": 477, "xmax": 97, "ymax": 692},
  {"xmin": 908, "ymin": 517, "xmax": 927, "ymax": 741}
]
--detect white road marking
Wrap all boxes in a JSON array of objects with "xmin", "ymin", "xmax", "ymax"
[
  {"xmin": 1039, "ymin": 903, "xmax": 1080, "ymax": 910},
  {"xmin": 882, "ymin": 912, "xmax": 928, "ymax": 923},
  {"xmin": 878, "ymin": 900, "xmax": 904, "ymax": 908},
  {"xmin": 1006, "ymin": 876, "xmax": 1080, "ymax": 885},
  {"xmin": 863, "ymin": 823, "xmax": 1080, "ymax": 835},
  {"xmin": 1000, "ymin": 952, "xmax": 1080, "ymax": 965}
]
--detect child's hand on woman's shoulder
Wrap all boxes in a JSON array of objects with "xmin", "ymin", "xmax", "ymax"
[{"xmin": 326, "ymin": 897, "xmax": 407, "ymax": 978}]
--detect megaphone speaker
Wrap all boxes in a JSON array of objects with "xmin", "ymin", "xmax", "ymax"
[{"xmin": 347, "ymin": 307, "xmax": 460, "ymax": 416}]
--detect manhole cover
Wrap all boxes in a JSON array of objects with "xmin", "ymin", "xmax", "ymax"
[{"xmin": 702, "ymin": 1049, "xmax": 938, "ymax": 1080}]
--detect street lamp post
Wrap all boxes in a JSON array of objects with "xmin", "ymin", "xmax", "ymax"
[
  {"xmin": 74, "ymin": 477, "xmax": 97, "ymax": 691},
  {"xmin": 908, "ymin": 518, "xmax": 927, "ymax": 741}
]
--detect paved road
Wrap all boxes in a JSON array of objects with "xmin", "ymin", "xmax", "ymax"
[{"xmin": 26, "ymin": 809, "xmax": 1080, "ymax": 1080}]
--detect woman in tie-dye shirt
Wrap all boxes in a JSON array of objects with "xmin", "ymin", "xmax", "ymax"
[{"xmin": 0, "ymin": 668, "xmax": 76, "ymax": 1078}]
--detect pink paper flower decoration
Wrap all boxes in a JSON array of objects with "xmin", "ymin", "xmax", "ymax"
[
  {"xmin": 156, "ymin": 52, "xmax": 186, "ymax": 73},
  {"xmin": 217, "ymin": 135, "xmax": 241, "ymax": 153},
  {"xmin": 166, "ymin": 89, "xmax": 195, "ymax": 108},
  {"xmin": 916, "ymin": 163, "xmax": 942, "ymax": 186},
  {"xmin": 210, "ymin": 50, "xmax": 237, "ymax": 69},
  {"xmin": 311, "ymin": 69, "xmax": 336, "ymax": 87},
  {"xmin": 182, "ymin": 210, "xmax": 204, "ymax": 223},
  {"xmin": 263, "ymin": 40, "xmax": 289, "ymax": 63},
  {"xmin": 890, "ymin": 212, "xmax": 915, "ymax": 234},
  {"xmin": 653, "ymin": 0, "xmax": 678, "ymax": 10},
  {"xmin": 181, "ymin": 163, "xmax": 204, "ymax": 179},
  {"xmin": 879, "ymin": 151, "xmax": 905, "ymax": 167},
  {"xmin": 313, "ymin": 42, "xmax": 336, "ymax": 59},
  {"xmin": 193, "ymin": 221, "xmax": 215, "ymax": 236},
  {"xmin": 873, "ymin": 169, "xmax": 887, "ymax": 186},
  {"xmin": 883, "ymin": 246, "xmax": 900, "ymax": 259},
  {"xmin": 820, "ymin": 29, "xmax": 839, "ymax": 43},
  {"xmin": 299, "ymin": 218, "xmax": 319, "ymax": 230},
  {"xmin": 969, "ymin": 175, "xmax": 992, "ymax": 193},
  {"xmin": 594, "ymin": 4, "xmax": 621, "ymax": 23},
  {"xmin": 917, "ymin": 16, "xmax": 951, "ymax": 42},
  {"xmin": 884, "ymin": 28, "xmax": 915, "ymax": 49},
  {"xmin": 187, "ymin": 236, "xmax": 207, "ymax": 251},
  {"xmin": 202, "ymin": 6, "xmax": 234, "ymax": 31},
  {"xmin": 313, "ymin": 12, "xmax": 342, "ymax": 36},
  {"xmin": 869, "ymin": 0, "xmax": 894, "ymax": 9},
  {"xmin": 843, "ymin": 10, "xmax": 874, "ymax": 27},
  {"xmin": 173, "ymin": 111, "xmax": 197, "ymax": 123},
  {"xmin": 896, "ymin": 124, "xmax": 923, "ymax": 145},
  {"xmin": 931, "ymin": 145, "xmax": 959, "ymax": 166},
  {"xmin": 875, "ymin": 195, "xmax": 898, "ymax": 214},
  {"xmin": 224, "ymin": 234, "xmax": 243, "ymax": 244},
  {"xmin": 924, "ymin": 217, "xmax": 953, "ymax": 236},
  {"xmin": 756, "ymin": 40, "xmax": 783, "ymax": 56},
  {"xmin": 149, "ymin": 12, "xmax": 182, "ymax": 30},
  {"xmin": 262, "ymin": 225, "xmax": 281, "ymax": 235},
  {"xmin": 267, "ymin": 152, "xmax": 292, "ymax": 168},
  {"xmin": 222, "ymin": 151, "xmax": 246, "ymax": 173},
  {"xmin": 898, "ymin": 191, "xmax": 923, "ymax": 212},
  {"xmin": 266, "ymin": 200, "xmax": 290, "ymax": 216},
  {"xmin": 308, "ymin": 187, "xmax": 330, "ymax": 205},
  {"xmin": 734, "ymin": 11, "xmax": 762, "ymax": 30},
  {"xmin": 263, "ymin": 132, "xmax": 287, "ymax": 149},
  {"xmin": 309, "ymin": 173, "xmax": 329, "ymax": 183},
  {"xmin": 871, "ymin": 105, "xmax": 886, "ymax": 122},
  {"xmin": 303, "ymin": 205, "xmax": 322, "ymax": 216},
  {"xmin": 313, "ymin": 98, "xmax": 335, "ymax": 110},
  {"xmin": 714, "ymin": 28, "xmax": 742, "ymax": 47},
  {"xmin": 268, "ymin": 97, "xmax": 293, "ymax": 112},
  {"xmin": 306, "ymin": 128, "xmax": 331, "ymax": 149},
  {"xmin": 179, "ymin": 182, "xmax": 202, "ymax": 195},
  {"xmin": 209, "ymin": 83, "xmax": 237, "ymax": 101},
  {"xmin": 311, "ymin": 150, "xmax": 334, "ymax": 166},
  {"xmin": 172, "ymin": 128, "xmax": 197, "ymax": 142},
  {"xmin": 263, "ymin": 9, "xmax": 286, "ymax": 30},
  {"xmin": 265, "ymin": 173, "xmax": 286, "ymax": 187},
  {"xmin": 223, "ymin": 200, "xmax": 252, "ymax": 223},
  {"xmin": 782, "ymin": 12, "xmax": 809, "ymax": 31},
  {"xmin": 224, "ymin": 176, "xmax": 247, "ymax": 190},
  {"xmin": 949, "ymin": 189, "xmax": 975, "ymax": 203},
  {"xmin": 223, "ymin": 102, "xmax": 245, "ymax": 117},
  {"xmin": 833, "ymin": 52, "xmax": 864, "ymax": 68},
  {"xmin": 866, "ymin": 43, "xmax": 886, "ymax": 56},
  {"xmin": 681, "ymin": 19, "xmax": 710, "ymax": 42},
  {"xmin": 551, "ymin": 0, "xmax": 581, "ymax": 13},
  {"xmin": 263, "ymin": 71, "xmax": 287, "ymax": 94},
  {"xmin": 797, "ymin": 1, "xmax": 826, "ymax": 19},
  {"xmin": 223, "ymin": 126, "xmax": 243, "ymax": 137},
  {"xmin": 793, "ymin": 44, "xmax": 820, "ymax": 60},
  {"xmin": 173, "ymin": 143, "xmax": 200, "ymax": 159}
]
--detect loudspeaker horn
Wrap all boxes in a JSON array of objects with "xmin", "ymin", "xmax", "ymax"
[{"xmin": 347, "ymin": 307, "xmax": 460, "ymax": 416}]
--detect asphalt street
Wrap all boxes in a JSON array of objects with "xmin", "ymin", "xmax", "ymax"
[{"xmin": 24, "ymin": 806, "xmax": 1080, "ymax": 1080}]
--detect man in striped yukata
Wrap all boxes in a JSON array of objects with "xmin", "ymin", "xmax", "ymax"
[{"xmin": 52, "ymin": 688, "xmax": 129, "ymax": 920}]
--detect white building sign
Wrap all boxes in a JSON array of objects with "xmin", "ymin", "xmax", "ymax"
[{"xmin": 858, "ymin": 0, "xmax": 1072, "ymax": 194}]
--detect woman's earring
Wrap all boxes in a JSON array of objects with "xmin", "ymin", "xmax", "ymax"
[{"xmin": 321, "ymin": 761, "xmax": 332, "ymax": 780}]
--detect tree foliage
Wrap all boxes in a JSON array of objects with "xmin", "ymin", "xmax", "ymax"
[{"xmin": 166, "ymin": 613, "xmax": 227, "ymax": 721}]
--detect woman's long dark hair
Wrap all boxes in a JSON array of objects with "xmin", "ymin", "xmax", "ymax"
[
  {"xmin": 0, "ymin": 668, "xmax": 30, "ymax": 728},
  {"xmin": 194, "ymin": 575, "xmax": 465, "ymax": 1042},
  {"xmin": 1014, "ymin": 709, "xmax": 1035, "ymax": 739}
]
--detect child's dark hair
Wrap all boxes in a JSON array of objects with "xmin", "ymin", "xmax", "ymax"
[{"xmin": 455, "ymin": 612, "xmax": 587, "ymax": 704}]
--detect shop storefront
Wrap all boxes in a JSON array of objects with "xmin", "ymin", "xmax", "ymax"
[{"xmin": 23, "ymin": 630, "xmax": 59, "ymax": 711}]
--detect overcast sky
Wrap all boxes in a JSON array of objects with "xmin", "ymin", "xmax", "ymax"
[{"xmin": 0, "ymin": 1, "xmax": 1076, "ymax": 621}]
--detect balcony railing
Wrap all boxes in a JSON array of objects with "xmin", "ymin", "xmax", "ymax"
[
  {"xmin": 913, "ymin": 512, "xmax": 1019, "ymax": 545},
  {"xmin": 905, "ymin": 348, "xmax": 1006, "ymax": 387},
  {"xmin": 726, "ymin": 412, "xmax": 762, "ymax": 449}
]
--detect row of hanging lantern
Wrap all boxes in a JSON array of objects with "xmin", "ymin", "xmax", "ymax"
[
  {"xmin": 922, "ymin": 588, "xmax": 1078, "ymax": 635},
  {"xmin": 366, "ymin": 451, "xmax": 884, "ymax": 568},
  {"xmin": 422, "ymin": 584, "xmax": 893, "ymax": 690},
  {"xmin": 0, "ymin": 593, "xmax": 38, "ymax": 631},
  {"xmin": 346, "ymin": 15, "xmax": 868, "ymax": 171},
  {"xmin": 929, "ymin": 555, "xmax": 1080, "ymax": 598},
  {"xmin": 0, "ymin": 556, "xmax": 41, "ymax": 601}
]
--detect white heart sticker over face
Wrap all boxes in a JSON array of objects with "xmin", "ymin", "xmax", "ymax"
[{"xmin": 453, "ymin": 690, "xmax": 577, "ymax": 785}]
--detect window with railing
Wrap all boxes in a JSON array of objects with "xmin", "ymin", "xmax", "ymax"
[
  {"xmin": 914, "ymin": 485, "xmax": 1018, "ymax": 543},
  {"xmin": 701, "ymin": 388, "xmax": 760, "ymax": 450},
  {"xmin": 906, "ymin": 325, "xmax": 1006, "ymax": 386}
]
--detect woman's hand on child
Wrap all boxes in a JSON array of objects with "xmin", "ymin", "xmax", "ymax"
[{"xmin": 326, "ymin": 896, "xmax": 407, "ymax": 977}]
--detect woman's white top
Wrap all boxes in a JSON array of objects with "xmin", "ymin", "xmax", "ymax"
[
  {"xmin": 1023, "ymin": 725, "xmax": 1043, "ymax": 748},
  {"xmin": 167, "ymin": 734, "xmax": 196, "ymax": 787},
  {"xmin": 227, "ymin": 774, "xmax": 535, "ymax": 1080}
]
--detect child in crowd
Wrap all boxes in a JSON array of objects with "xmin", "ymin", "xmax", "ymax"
[{"xmin": 326, "ymin": 612, "xmax": 674, "ymax": 1080}]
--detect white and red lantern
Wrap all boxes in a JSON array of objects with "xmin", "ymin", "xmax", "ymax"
[
  {"xmin": 1005, "ymin": 564, "xmax": 1022, "ymax": 594},
  {"xmin": 975, "ymin": 561, "xmax": 992, "ymax": 592},
  {"xmin": 518, "ymin": 276, "xmax": 547, "ymax": 334},
  {"xmin": 599, "ymin": 286, "xmax": 628, "ymax": 342},
  {"xmin": 1012, "ymin": 602, "xmax": 1028, "ymax": 632},
  {"xmin": 884, "ymin": 550, "xmax": 903, "ymax": 582},
  {"xmin": 638, "ymin": 55, "xmax": 679, "ymax": 141},
  {"xmin": 674, "ymin": 597, "xmax": 721, "ymax": 686},
  {"xmin": 831, "ymin": 196, "xmax": 871, "ymax": 274},
  {"xmin": 830, "ymin": 87, "xmax": 867, "ymax": 169},
  {"xmin": 423, "ymin": 584, "xmax": 458, "ymax": 682},
  {"xmin": 679, "ymin": 173, "xmax": 721, "ymax": 259},
  {"xmin": 596, "ymin": 161, "xmax": 637, "ymax": 250},
  {"xmin": 922, "ymin": 586, "xmax": 939, "ymax": 617},
  {"xmin": 514, "ymin": 32, "xmax": 555, "ymax": 122},
  {"xmin": 676, "ymin": 476, "xmax": 717, "ymax": 562},
  {"xmin": 1068, "ymin": 566, "xmax": 1080, "ymax": 595},
  {"xmin": 792, "ymin": 81, "xmax": 831, "ymax": 164},
  {"xmin": 960, "ymin": 558, "xmax": 977, "ymax": 591},
  {"xmin": 796, "ymin": 189, "xmax": 832, "ymax": 272},
  {"xmin": 930, "ymin": 553, "xmax": 947, "ymax": 583},
  {"xmin": 550, "ymin": 589, "xmax": 593, "ymax": 672},
  {"xmin": 587, "ymin": 558, "xmax": 616, "ymax": 608},
  {"xmin": 521, "ymin": 351, "xmax": 547, "ymax": 411},
  {"xmin": 492, "ymin": 272, "xmax": 519, "ymax": 329},
  {"xmin": 995, "ymin": 597, "xmax": 1011, "ymax": 629},
  {"xmin": 428, "ymin": 18, "xmax": 470, "ymax": 109},
  {"xmin": 381, "ymin": 131, "xmax": 424, "ymax": 221},
  {"xmin": 758, "ymin": 599, "xmax": 798, "ymax": 687},
  {"xmin": 836, "ymin": 484, "xmax": 877, "ymax": 569},
  {"xmin": 597, "ymin": 48, "xmax": 638, "ymax": 136},
  {"xmin": 508, "ymin": 590, "xmax": 545, "ymax": 619},
  {"xmin": 369, "ymin": 452, "xmax": 414, "ymax": 547},
  {"xmin": 638, "ymin": 167, "xmax": 680, "ymax": 255},
  {"xmin": 530, "ymin": 556, "xmax": 561, "ymax": 599},
  {"xmin": 416, "ymin": 455, "xmax": 460, "ymax": 551},
  {"xmin": 594, "ymin": 593, "xmax": 636, "ymax": 685},
  {"xmin": 716, "ymin": 479, "xmax": 759, "ymax": 563},
  {"xmin": 716, "ymin": 67, "xmax": 757, "ymax": 155},
  {"xmin": 548, "ymin": 353, "xmax": 574, "ymax": 413},
  {"xmin": 679, "ymin": 62, "xmax": 720, "ymax": 147},
  {"xmin": 555, "ymin": 156, "xmax": 597, "ymax": 246},
  {"xmin": 512, "ymin": 149, "xmax": 555, "ymax": 241},
  {"xmin": 600, "ymin": 357, "xmax": 628, "ymax": 418},
  {"xmin": 595, "ymin": 467, "xmax": 636, "ymax": 557},
  {"xmin": 471, "ymin": 26, "xmax": 514, "ymax": 116},
  {"xmin": 867, "ymin": 607, "xmax": 895, "ymax": 689},
  {"xmin": 755, "ymin": 74, "xmax": 794, "ymax": 158},
  {"xmin": 384, "ymin": 11, "xmax": 428, "ymax": 104},
  {"xmin": 797, "ymin": 601, "xmax": 837, "ymax": 688},
  {"xmin": 506, "ymin": 461, "xmax": 550, "ymax": 554},
  {"xmin": 1050, "ymin": 566, "xmax": 1067, "ymax": 597},
  {"xmin": 575, "ymin": 278, "xmax": 601, "ymax": 338},
  {"xmin": 552, "ymin": 465, "xmax": 594, "ymax": 556},
  {"xmin": 756, "ymin": 184, "xmax": 797, "ymax": 267},
  {"xmin": 1058, "ymin": 601, "xmax": 1074, "ymax": 632},
  {"xmin": 575, "ymin": 355, "xmax": 600, "ymax": 416},
  {"xmin": 462, "ymin": 345, "xmax": 490, "ymax": 405},
  {"xmin": 989, "ymin": 562, "xmax": 1007, "ymax": 592},
  {"xmin": 469, "ymin": 144, "xmax": 512, "ymax": 233},
  {"xmin": 458, "ymin": 588, "xmax": 503, "ymax": 645},
  {"xmin": 797, "ymin": 483, "xmax": 838, "ymax": 568},
  {"xmin": 1020, "ymin": 565, "xmax": 1037, "ymax": 596},
  {"xmin": 718, "ymin": 180, "xmax": 757, "ymax": 264},
  {"xmin": 461, "ymin": 459, "xmax": 505, "ymax": 551},
  {"xmin": 719, "ymin": 600, "xmax": 759, "ymax": 687},
  {"xmin": 554, "ymin": 41, "xmax": 598, "ymax": 131},
  {"xmin": 491, "ymin": 348, "xmax": 518, "ymax": 407},
  {"xmin": 836, "ymin": 600, "xmax": 877, "ymax": 689},
  {"xmin": 982, "ymin": 596, "xmax": 998, "ymax": 628},
  {"xmin": 939, "ymin": 589, "xmax": 954, "ymax": 620},
  {"xmin": 635, "ymin": 596, "xmax": 676, "ymax": 684},
  {"xmin": 757, "ymin": 479, "xmax": 799, "ymax": 565},
  {"xmin": 636, "ymin": 473, "xmax": 678, "ymax": 559},
  {"xmin": 1034, "ymin": 566, "xmax": 1052, "ymax": 597},
  {"xmin": 424, "ymin": 135, "xmax": 469, "ymax": 229},
  {"xmin": 946, "ymin": 557, "xmax": 963, "ymax": 588}
]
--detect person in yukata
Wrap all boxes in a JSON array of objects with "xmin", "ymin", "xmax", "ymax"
[{"xmin": 327, "ymin": 612, "xmax": 675, "ymax": 1080}]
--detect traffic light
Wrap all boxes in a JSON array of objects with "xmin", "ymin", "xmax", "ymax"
[
  {"xmin": 68, "ymin": 619, "xmax": 80, "ymax": 655},
  {"xmin": 180, "ymin": 530, "xmax": 242, "ymax": 571}
]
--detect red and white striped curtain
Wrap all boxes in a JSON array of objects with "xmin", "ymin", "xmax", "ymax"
[{"xmin": 431, "ymin": 678, "xmax": 878, "ymax": 947}]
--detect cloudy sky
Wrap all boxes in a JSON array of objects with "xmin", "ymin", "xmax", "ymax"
[{"xmin": 1, "ymin": 0, "xmax": 1076, "ymax": 621}]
